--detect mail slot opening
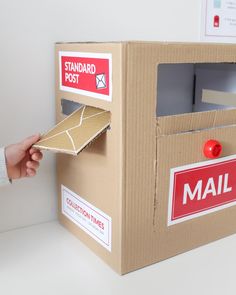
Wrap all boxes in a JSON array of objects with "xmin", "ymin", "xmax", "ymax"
[
  {"xmin": 156, "ymin": 63, "xmax": 236, "ymax": 117},
  {"xmin": 61, "ymin": 98, "xmax": 84, "ymax": 116}
]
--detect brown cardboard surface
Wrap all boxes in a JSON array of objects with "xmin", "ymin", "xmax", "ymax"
[
  {"xmin": 155, "ymin": 124, "xmax": 236, "ymax": 262},
  {"xmin": 157, "ymin": 109, "xmax": 236, "ymax": 135},
  {"xmin": 52, "ymin": 41, "xmax": 236, "ymax": 274},
  {"xmin": 202, "ymin": 89, "xmax": 236, "ymax": 107},
  {"xmin": 122, "ymin": 42, "xmax": 236, "ymax": 273},
  {"xmin": 55, "ymin": 42, "xmax": 124, "ymax": 274},
  {"xmin": 34, "ymin": 106, "xmax": 111, "ymax": 155}
]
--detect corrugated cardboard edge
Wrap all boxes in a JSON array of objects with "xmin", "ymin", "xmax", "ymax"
[
  {"xmin": 121, "ymin": 42, "xmax": 158, "ymax": 273},
  {"xmin": 120, "ymin": 43, "xmax": 128, "ymax": 274}
]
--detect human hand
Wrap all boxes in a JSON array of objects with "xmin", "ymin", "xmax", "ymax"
[{"xmin": 5, "ymin": 134, "xmax": 43, "ymax": 180}]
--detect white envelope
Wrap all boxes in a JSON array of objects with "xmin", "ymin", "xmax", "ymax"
[{"xmin": 96, "ymin": 73, "xmax": 107, "ymax": 89}]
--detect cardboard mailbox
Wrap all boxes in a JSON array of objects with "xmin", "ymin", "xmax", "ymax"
[{"xmin": 35, "ymin": 42, "xmax": 236, "ymax": 274}]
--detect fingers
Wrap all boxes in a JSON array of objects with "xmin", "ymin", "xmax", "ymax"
[
  {"xmin": 26, "ymin": 143, "xmax": 43, "ymax": 178},
  {"xmin": 32, "ymin": 152, "xmax": 43, "ymax": 161},
  {"xmin": 20, "ymin": 134, "xmax": 41, "ymax": 151},
  {"xmin": 26, "ymin": 160, "xmax": 40, "ymax": 170},
  {"xmin": 26, "ymin": 160, "xmax": 40, "ymax": 177},
  {"xmin": 26, "ymin": 157, "xmax": 42, "ymax": 177},
  {"xmin": 26, "ymin": 168, "xmax": 36, "ymax": 177},
  {"xmin": 29, "ymin": 147, "xmax": 39, "ymax": 155},
  {"xmin": 29, "ymin": 148, "xmax": 43, "ymax": 161},
  {"xmin": 5, "ymin": 134, "xmax": 43, "ymax": 180}
]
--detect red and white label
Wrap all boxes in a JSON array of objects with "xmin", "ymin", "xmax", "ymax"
[
  {"xmin": 61, "ymin": 185, "xmax": 112, "ymax": 251},
  {"xmin": 168, "ymin": 154, "xmax": 236, "ymax": 226},
  {"xmin": 59, "ymin": 51, "xmax": 112, "ymax": 101}
]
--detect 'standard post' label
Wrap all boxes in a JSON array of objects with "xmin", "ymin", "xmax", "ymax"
[
  {"xmin": 59, "ymin": 51, "xmax": 112, "ymax": 101},
  {"xmin": 168, "ymin": 154, "xmax": 236, "ymax": 226}
]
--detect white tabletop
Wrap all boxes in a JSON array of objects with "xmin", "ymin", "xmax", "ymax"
[{"xmin": 0, "ymin": 221, "xmax": 235, "ymax": 295}]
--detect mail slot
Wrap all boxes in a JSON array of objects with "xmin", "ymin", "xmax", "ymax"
[{"xmin": 34, "ymin": 41, "xmax": 236, "ymax": 274}]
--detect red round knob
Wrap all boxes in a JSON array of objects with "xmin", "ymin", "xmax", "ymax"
[{"xmin": 203, "ymin": 139, "xmax": 222, "ymax": 159}]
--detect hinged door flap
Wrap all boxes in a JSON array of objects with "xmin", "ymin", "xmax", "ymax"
[{"xmin": 154, "ymin": 124, "xmax": 236, "ymax": 262}]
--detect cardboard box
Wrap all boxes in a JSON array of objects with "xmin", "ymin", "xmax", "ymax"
[{"xmin": 35, "ymin": 42, "xmax": 236, "ymax": 274}]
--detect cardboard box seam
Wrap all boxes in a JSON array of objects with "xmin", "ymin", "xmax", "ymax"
[
  {"xmin": 157, "ymin": 122, "xmax": 236, "ymax": 137},
  {"xmin": 121, "ymin": 42, "xmax": 128, "ymax": 273},
  {"xmin": 152, "ymin": 123, "xmax": 158, "ymax": 230}
]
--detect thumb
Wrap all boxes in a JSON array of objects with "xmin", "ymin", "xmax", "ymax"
[{"xmin": 20, "ymin": 134, "xmax": 41, "ymax": 151}]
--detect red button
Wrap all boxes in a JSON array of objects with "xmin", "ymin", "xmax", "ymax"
[{"xmin": 203, "ymin": 140, "xmax": 222, "ymax": 159}]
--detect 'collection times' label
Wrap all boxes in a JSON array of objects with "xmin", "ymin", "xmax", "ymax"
[{"xmin": 61, "ymin": 185, "xmax": 112, "ymax": 251}]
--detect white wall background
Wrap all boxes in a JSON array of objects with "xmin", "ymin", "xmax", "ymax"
[{"xmin": 0, "ymin": 0, "xmax": 201, "ymax": 232}]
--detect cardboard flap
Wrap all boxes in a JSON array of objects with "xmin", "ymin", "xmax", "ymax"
[
  {"xmin": 34, "ymin": 106, "xmax": 111, "ymax": 155},
  {"xmin": 202, "ymin": 89, "xmax": 236, "ymax": 107}
]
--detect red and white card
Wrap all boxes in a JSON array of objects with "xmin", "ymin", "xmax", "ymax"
[
  {"xmin": 59, "ymin": 51, "xmax": 112, "ymax": 101},
  {"xmin": 168, "ymin": 154, "xmax": 236, "ymax": 226}
]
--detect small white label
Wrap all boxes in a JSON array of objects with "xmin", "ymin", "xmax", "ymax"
[
  {"xmin": 61, "ymin": 185, "xmax": 112, "ymax": 251},
  {"xmin": 201, "ymin": 0, "xmax": 236, "ymax": 43}
]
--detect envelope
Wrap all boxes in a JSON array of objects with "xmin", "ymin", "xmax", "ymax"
[
  {"xmin": 34, "ymin": 105, "xmax": 111, "ymax": 155},
  {"xmin": 96, "ymin": 74, "xmax": 107, "ymax": 89}
]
